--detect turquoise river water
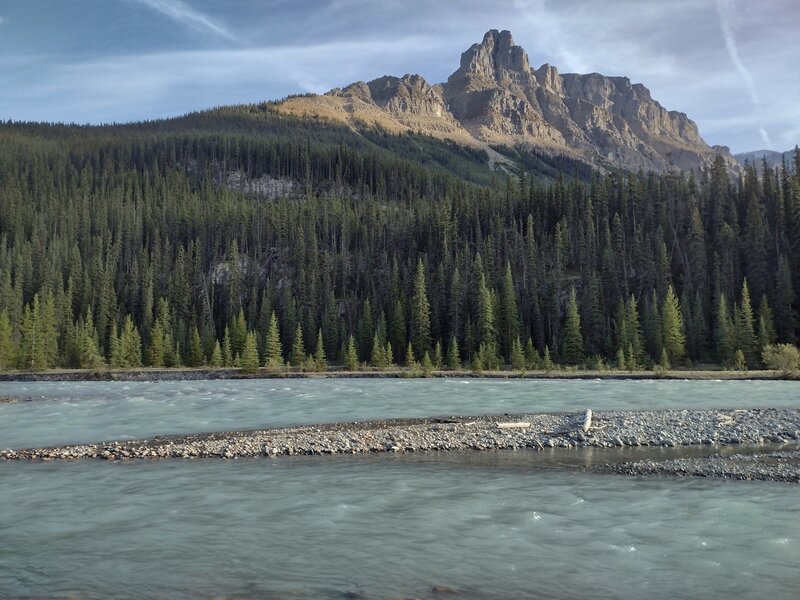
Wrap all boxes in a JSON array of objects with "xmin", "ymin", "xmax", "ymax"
[{"xmin": 1, "ymin": 379, "xmax": 798, "ymax": 599}]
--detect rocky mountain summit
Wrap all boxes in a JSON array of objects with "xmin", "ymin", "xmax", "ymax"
[{"xmin": 278, "ymin": 29, "xmax": 736, "ymax": 172}]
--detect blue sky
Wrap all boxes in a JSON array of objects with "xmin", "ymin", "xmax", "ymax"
[{"xmin": 0, "ymin": 0, "xmax": 797, "ymax": 153}]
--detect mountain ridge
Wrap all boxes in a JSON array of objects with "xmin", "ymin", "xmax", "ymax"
[{"xmin": 277, "ymin": 29, "xmax": 737, "ymax": 173}]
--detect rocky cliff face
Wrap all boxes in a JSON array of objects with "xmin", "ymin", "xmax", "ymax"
[{"xmin": 278, "ymin": 29, "xmax": 736, "ymax": 173}]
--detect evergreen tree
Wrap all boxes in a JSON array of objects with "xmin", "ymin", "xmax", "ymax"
[
  {"xmin": 542, "ymin": 346, "xmax": 554, "ymax": 371},
  {"xmin": 405, "ymin": 341, "xmax": 416, "ymax": 367},
  {"xmin": 0, "ymin": 311, "xmax": 14, "ymax": 370},
  {"xmin": 210, "ymin": 340, "xmax": 223, "ymax": 368},
  {"xmin": 240, "ymin": 331, "xmax": 260, "ymax": 374},
  {"xmin": 757, "ymin": 296, "xmax": 777, "ymax": 352},
  {"xmin": 735, "ymin": 280, "xmax": 757, "ymax": 368},
  {"xmin": 524, "ymin": 337, "xmax": 540, "ymax": 369},
  {"xmin": 411, "ymin": 259, "xmax": 432, "ymax": 359},
  {"xmin": 562, "ymin": 287, "xmax": 584, "ymax": 365},
  {"xmin": 499, "ymin": 263, "xmax": 520, "ymax": 360},
  {"xmin": 421, "ymin": 351, "xmax": 434, "ymax": 376},
  {"xmin": 370, "ymin": 333, "xmax": 386, "ymax": 368},
  {"xmin": 230, "ymin": 308, "xmax": 248, "ymax": 360},
  {"xmin": 661, "ymin": 285, "xmax": 686, "ymax": 364},
  {"xmin": 715, "ymin": 293, "xmax": 735, "ymax": 365},
  {"xmin": 290, "ymin": 322, "xmax": 305, "ymax": 367},
  {"xmin": 222, "ymin": 326, "xmax": 234, "ymax": 367},
  {"xmin": 264, "ymin": 311, "xmax": 283, "ymax": 367},
  {"xmin": 510, "ymin": 336, "xmax": 526, "ymax": 371},
  {"xmin": 119, "ymin": 315, "xmax": 143, "ymax": 368},
  {"xmin": 433, "ymin": 340, "xmax": 444, "ymax": 369},
  {"xmin": 78, "ymin": 311, "xmax": 104, "ymax": 369},
  {"xmin": 446, "ymin": 334, "xmax": 460, "ymax": 370},
  {"xmin": 314, "ymin": 328, "xmax": 327, "ymax": 371},
  {"xmin": 390, "ymin": 298, "xmax": 406, "ymax": 363},
  {"xmin": 344, "ymin": 335, "xmax": 359, "ymax": 371},
  {"xmin": 19, "ymin": 295, "xmax": 41, "ymax": 370},
  {"xmin": 188, "ymin": 325, "xmax": 205, "ymax": 367}
]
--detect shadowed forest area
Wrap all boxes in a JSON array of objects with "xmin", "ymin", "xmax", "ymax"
[{"xmin": 1, "ymin": 108, "xmax": 799, "ymax": 374}]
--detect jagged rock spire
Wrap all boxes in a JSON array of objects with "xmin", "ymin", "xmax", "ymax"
[{"xmin": 458, "ymin": 29, "xmax": 531, "ymax": 77}]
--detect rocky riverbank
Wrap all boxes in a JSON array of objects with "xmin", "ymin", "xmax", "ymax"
[
  {"xmin": 3, "ymin": 408, "xmax": 800, "ymax": 474},
  {"xmin": 595, "ymin": 450, "xmax": 800, "ymax": 483},
  {"xmin": 0, "ymin": 368, "xmax": 794, "ymax": 382}
]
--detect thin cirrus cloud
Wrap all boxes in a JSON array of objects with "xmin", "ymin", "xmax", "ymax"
[
  {"xmin": 0, "ymin": 0, "xmax": 797, "ymax": 153},
  {"xmin": 715, "ymin": 0, "xmax": 771, "ymax": 147},
  {"xmin": 4, "ymin": 36, "xmax": 448, "ymax": 124},
  {"xmin": 133, "ymin": 0, "xmax": 236, "ymax": 41}
]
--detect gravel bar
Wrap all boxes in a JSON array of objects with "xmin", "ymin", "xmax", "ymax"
[
  {"xmin": 3, "ymin": 408, "xmax": 800, "ymax": 469},
  {"xmin": 596, "ymin": 450, "xmax": 800, "ymax": 483}
]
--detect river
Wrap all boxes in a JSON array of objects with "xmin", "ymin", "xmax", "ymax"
[{"xmin": 1, "ymin": 379, "xmax": 798, "ymax": 599}]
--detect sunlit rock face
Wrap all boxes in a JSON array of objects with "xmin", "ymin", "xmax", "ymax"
[{"xmin": 278, "ymin": 29, "xmax": 737, "ymax": 173}]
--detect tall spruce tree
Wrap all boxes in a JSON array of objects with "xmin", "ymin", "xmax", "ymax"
[
  {"xmin": 410, "ymin": 259, "xmax": 432, "ymax": 360},
  {"xmin": 661, "ymin": 285, "xmax": 686, "ymax": 364},
  {"xmin": 562, "ymin": 287, "xmax": 584, "ymax": 365}
]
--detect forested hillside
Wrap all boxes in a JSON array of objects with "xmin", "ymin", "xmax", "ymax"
[{"xmin": 0, "ymin": 109, "xmax": 798, "ymax": 372}]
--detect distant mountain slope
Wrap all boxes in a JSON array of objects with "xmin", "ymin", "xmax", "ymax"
[
  {"xmin": 734, "ymin": 148, "xmax": 798, "ymax": 170},
  {"xmin": 278, "ymin": 29, "xmax": 737, "ymax": 173}
]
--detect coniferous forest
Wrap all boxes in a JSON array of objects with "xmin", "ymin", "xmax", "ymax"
[{"xmin": 1, "ymin": 106, "xmax": 799, "ymax": 373}]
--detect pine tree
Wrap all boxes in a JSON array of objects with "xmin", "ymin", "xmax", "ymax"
[
  {"xmin": 757, "ymin": 295, "xmax": 777, "ymax": 353},
  {"xmin": 240, "ymin": 331, "xmax": 260, "ymax": 374},
  {"xmin": 524, "ymin": 337, "xmax": 540, "ymax": 369},
  {"xmin": 148, "ymin": 318, "xmax": 166, "ymax": 367},
  {"xmin": 445, "ymin": 335, "xmax": 459, "ymax": 370},
  {"xmin": 421, "ymin": 351, "xmax": 434, "ymax": 376},
  {"xmin": 109, "ymin": 322, "xmax": 122, "ymax": 369},
  {"xmin": 40, "ymin": 291, "xmax": 58, "ymax": 368},
  {"xmin": 344, "ymin": 335, "xmax": 359, "ymax": 371},
  {"xmin": 499, "ymin": 262, "xmax": 520, "ymax": 361},
  {"xmin": 0, "ymin": 310, "xmax": 14, "ymax": 370},
  {"xmin": 661, "ymin": 285, "xmax": 686, "ymax": 364},
  {"xmin": 715, "ymin": 293, "xmax": 735, "ymax": 365},
  {"xmin": 542, "ymin": 346, "xmax": 554, "ymax": 371},
  {"xmin": 290, "ymin": 322, "xmax": 305, "ymax": 367},
  {"xmin": 405, "ymin": 341, "xmax": 416, "ymax": 367},
  {"xmin": 433, "ymin": 340, "xmax": 443, "ymax": 369},
  {"xmin": 510, "ymin": 336, "xmax": 526, "ymax": 371},
  {"xmin": 78, "ymin": 311, "xmax": 104, "ymax": 369},
  {"xmin": 222, "ymin": 326, "xmax": 234, "ymax": 367},
  {"xmin": 230, "ymin": 308, "xmax": 248, "ymax": 360},
  {"xmin": 384, "ymin": 341, "xmax": 394, "ymax": 367},
  {"xmin": 411, "ymin": 259, "xmax": 431, "ymax": 360},
  {"xmin": 562, "ymin": 287, "xmax": 584, "ymax": 365},
  {"xmin": 209, "ymin": 340, "xmax": 223, "ymax": 368},
  {"xmin": 370, "ymin": 333, "xmax": 386, "ymax": 368},
  {"xmin": 735, "ymin": 280, "xmax": 757, "ymax": 368},
  {"xmin": 119, "ymin": 315, "xmax": 142, "ymax": 368},
  {"xmin": 390, "ymin": 298, "xmax": 406, "ymax": 363},
  {"xmin": 314, "ymin": 328, "xmax": 327, "ymax": 371},
  {"xmin": 264, "ymin": 311, "xmax": 283, "ymax": 367},
  {"xmin": 19, "ymin": 295, "xmax": 41, "ymax": 370},
  {"xmin": 188, "ymin": 325, "xmax": 205, "ymax": 367}
]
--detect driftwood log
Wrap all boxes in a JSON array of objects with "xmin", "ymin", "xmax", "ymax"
[
  {"xmin": 582, "ymin": 409, "xmax": 593, "ymax": 432},
  {"xmin": 496, "ymin": 422, "xmax": 531, "ymax": 429}
]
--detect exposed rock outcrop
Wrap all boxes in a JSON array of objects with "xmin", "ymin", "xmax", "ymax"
[{"xmin": 278, "ymin": 29, "xmax": 737, "ymax": 173}]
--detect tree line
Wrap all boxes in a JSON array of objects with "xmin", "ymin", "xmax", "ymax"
[{"xmin": 1, "ymin": 115, "xmax": 799, "ymax": 372}]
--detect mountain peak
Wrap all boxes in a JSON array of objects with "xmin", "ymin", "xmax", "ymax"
[
  {"xmin": 458, "ymin": 29, "xmax": 531, "ymax": 77},
  {"xmin": 277, "ymin": 29, "xmax": 738, "ymax": 173}
]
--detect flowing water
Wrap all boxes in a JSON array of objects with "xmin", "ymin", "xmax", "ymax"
[
  {"xmin": 2, "ymin": 378, "xmax": 799, "ymax": 449},
  {"xmin": 0, "ymin": 451, "xmax": 798, "ymax": 600},
  {"xmin": 1, "ymin": 379, "xmax": 799, "ymax": 599}
]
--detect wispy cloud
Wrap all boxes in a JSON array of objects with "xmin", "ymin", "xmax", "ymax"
[
  {"xmin": 134, "ymin": 0, "xmax": 236, "ymax": 41},
  {"xmin": 716, "ymin": 0, "xmax": 771, "ymax": 147},
  {"xmin": 0, "ymin": 16, "xmax": 6, "ymax": 25}
]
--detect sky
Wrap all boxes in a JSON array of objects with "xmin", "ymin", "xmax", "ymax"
[{"xmin": 0, "ymin": 0, "xmax": 797, "ymax": 153}]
